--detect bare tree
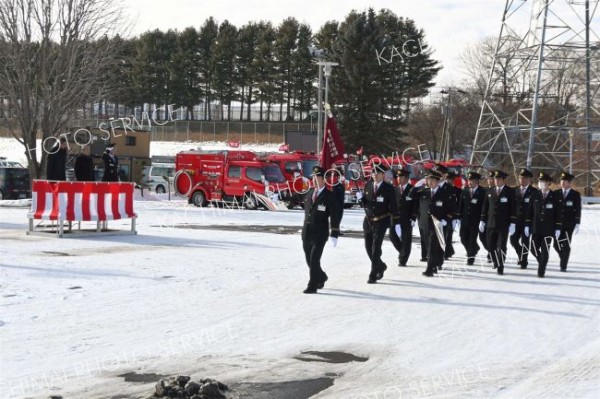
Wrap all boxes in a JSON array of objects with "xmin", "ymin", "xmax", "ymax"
[{"xmin": 0, "ymin": 0, "xmax": 127, "ymax": 178}]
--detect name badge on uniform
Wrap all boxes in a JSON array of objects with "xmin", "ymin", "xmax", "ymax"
[
  {"xmin": 377, "ymin": 196, "xmax": 384, "ymax": 203},
  {"xmin": 545, "ymin": 203, "xmax": 553, "ymax": 209},
  {"xmin": 436, "ymin": 201, "xmax": 443, "ymax": 207},
  {"xmin": 317, "ymin": 204, "xmax": 326, "ymax": 211},
  {"xmin": 566, "ymin": 201, "xmax": 573, "ymax": 207},
  {"xmin": 524, "ymin": 198, "xmax": 530, "ymax": 203},
  {"xmin": 471, "ymin": 198, "xmax": 478, "ymax": 204},
  {"xmin": 500, "ymin": 197, "xmax": 508, "ymax": 203}
]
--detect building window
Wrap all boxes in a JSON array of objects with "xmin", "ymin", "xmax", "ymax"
[{"xmin": 125, "ymin": 136, "xmax": 136, "ymax": 146}]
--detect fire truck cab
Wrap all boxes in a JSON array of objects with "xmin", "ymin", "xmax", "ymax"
[
  {"xmin": 175, "ymin": 150, "xmax": 286, "ymax": 209},
  {"xmin": 265, "ymin": 151, "xmax": 319, "ymax": 208}
]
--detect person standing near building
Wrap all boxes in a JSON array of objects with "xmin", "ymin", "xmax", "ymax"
[
  {"xmin": 457, "ymin": 172, "xmax": 487, "ymax": 265},
  {"xmin": 46, "ymin": 137, "xmax": 68, "ymax": 181},
  {"xmin": 102, "ymin": 143, "xmax": 120, "ymax": 182},
  {"xmin": 389, "ymin": 169, "xmax": 415, "ymax": 266},
  {"xmin": 553, "ymin": 171, "xmax": 581, "ymax": 272},
  {"xmin": 416, "ymin": 171, "xmax": 456, "ymax": 276},
  {"xmin": 301, "ymin": 166, "xmax": 341, "ymax": 294},
  {"xmin": 511, "ymin": 169, "xmax": 537, "ymax": 269},
  {"xmin": 74, "ymin": 145, "xmax": 96, "ymax": 182},
  {"xmin": 480, "ymin": 170, "xmax": 517, "ymax": 275},
  {"xmin": 525, "ymin": 172, "xmax": 562, "ymax": 278},
  {"xmin": 443, "ymin": 171, "xmax": 461, "ymax": 260},
  {"xmin": 357, "ymin": 163, "xmax": 400, "ymax": 284}
]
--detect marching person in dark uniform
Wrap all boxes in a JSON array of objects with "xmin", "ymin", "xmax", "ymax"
[
  {"xmin": 46, "ymin": 137, "xmax": 68, "ymax": 181},
  {"xmin": 74, "ymin": 145, "xmax": 96, "ymax": 182},
  {"xmin": 327, "ymin": 162, "xmax": 346, "ymax": 225},
  {"xmin": 457, "ymin": 172, "xmax": 487, "ymax": 265},
  {"xmin": 443, "ymin": 171, "xmax": 461, "ymax": 260},
  {"xmin": 301, "ymin": 166, "xmax": 341, "ymax": 294},
  {"xmin": 525, "ymin": 172, "xmax": 562, "ymax": 278},
  {"xmin": 480, "ymin": 170, "xmax": 517, "ymax": 275},
  {"xmin": 511, "ymin": 169, "xmax": 538, "ymax": 269},
  {"xmin": 411, "ymin": 180, "xmax": 429, "ymax": 263},
  {"xmin": 357, "ymin": 163, "xmax": 400, "ymax": 284},
  {"xmin": 389, "ymin": 169, "xmax": 416, "ymax": 266},
  {"xmin": 416, "ymin": 171, "xmax": 456, "ymax": 276},
  {"xmin": 480, "ymin": 171, "xmax": 496, "ymax": 263},
  {"xmin": 102, "ymin": 143, "xmax": 120, "ymax": 182},
  {"xmin": 553, "ymin": 171, "xmax": 581, "ymax": 272}
]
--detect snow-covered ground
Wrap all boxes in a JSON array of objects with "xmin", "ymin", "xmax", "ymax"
[{"xmin": 1, "ymin": 196, "xmax": 599, "ymax": 399}]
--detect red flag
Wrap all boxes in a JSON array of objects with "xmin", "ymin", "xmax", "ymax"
[{"xmin": 321, "ymin": 113, "xmax": 346, "ymax": 170}]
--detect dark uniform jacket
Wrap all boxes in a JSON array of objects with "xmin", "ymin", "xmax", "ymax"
[
  {"xmin": 361, "ymin": 180, "xmax": 399, "ymax": 226},
  {"xmin": 526, "ymin": 190, "xmax": 563, "ymax": 236},
  {"xmin": 416, "ymin": 186, "xmax": 456, "ymax": 230},
  {"xmin": 554, "ymin": 188, "xmax": 581, "ymax": 229},
  {"xmin": 515, "ymin": 185, "xmax": 538, "ymax": 229},
  {"xmin": 481, "ymin": 185, "xmax": 517, "ymax": 230},
  {"xmin": 101, "ymin": 152, "xmax": 120, "ymax": 182},
  {"xmin": 46, "ymin": 148, "xmax": 66, "ymax": 181},
  {"xmin": 394, "ymin": 183, "xmax": 415, "ymax": 226},
  {"xmin": 302, "ymin": 187, "xmax": 341, "ymax": 241},
  {"xmin": 74, "ymin": 154, "xmax": 95, "ymax": 181},
  {"xmin": 457, "ymin": 186, "xmax": 486, "ymax": 227}
]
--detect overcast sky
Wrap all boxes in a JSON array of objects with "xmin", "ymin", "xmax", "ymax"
[{"xmin": 122, "ymin": 1, "xmax": 596, "ymax": 88}]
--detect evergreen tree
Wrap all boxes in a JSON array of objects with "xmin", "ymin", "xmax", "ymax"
[
  {"xmin": 236, "ymin": 22, "xmax": 259, "ymax": 121},
  {"xmin": 253, "ymin": 22, "xmax": 276, "ymax": 121},
  {"xmin": 170, "ymin": 27, "xmax": 203, "ymax": 120},
  {"xmin": 211, "ymin": 21, "xmax": 237, "ymax": 120},
  {"xmin": 274, "ymin": 18, "xmax": 299, "ymax": 121},
  {"xmin": 198, "ymin": 18, "xmax": 219, "ymax": 120}
]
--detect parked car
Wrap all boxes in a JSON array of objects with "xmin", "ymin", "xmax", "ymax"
[
  {"xmin": 141, "ymin": 163, "xmax": 175, "ymax": 193},
  {"xmin": 0, "ymin": 157, "xmax": 24, "ymax": 168},
  {"xmin": 0, "ymin": 167, "xmax": 31, "ymax": 200}
]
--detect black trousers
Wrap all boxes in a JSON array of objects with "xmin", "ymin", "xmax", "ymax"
[
  {"xmin": 426, "ymin": 226, "xmax": 444, "ymax": 273},
  {"xmin": 479, "ymin": 227, "xmax": 489, "ymax": 252},
  {"xmin": 419, "ymin": 226, "xmax": 428, "ymax": 260},
  {"xmin": 389, "ymin": 223, "xmax": 413, "ymax": 265},
  {"xmin": 443, "ymin": 224, "xmax": 455, "ymax": 258},
  {"xmin": 363, "ymin": 217, "xmax": 389, "ymax": 279},
  {"xmin": 554, "ymin": 227, "xmax": 574, "ymax": 270},
  {"xmin": 459, "ymin": 224, "xmax": 480, "ymax": 259},
  {"xmin": 302, "ymin": 235, "xmax": 328, "ymax": 288},
  {"xmin": 532, "ymin": 234, "xmax": 553, "ymax": 277},
  {"xmin": 510, "ymin": 225, "xmax": 530, "ymax": 265},
  {"xmin": 487, "ymin": 228, "xmax": 509, "ymax": 272}
]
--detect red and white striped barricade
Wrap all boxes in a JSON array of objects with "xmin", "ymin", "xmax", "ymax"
[{"xmin": 27, "ymin": 180, "xmax": 137, "ymax": 237}]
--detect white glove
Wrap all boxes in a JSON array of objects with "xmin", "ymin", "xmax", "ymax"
[
  {"xmin": 394, "ymin": 224, "xmax": 402, "ymax": 238},
  {"xmin": 479, "ymin": 221, "xmax": 486, "ymax": 233},
  {"xmin": 356, "ymin": 191, "xmax": 363, "ymax": 201},
  {"xmin": 410, "ymin": 220, "xmax": 416, "ymax": 227},
  {"xmin": 452, "ymin": 219, "xmax": 460, "ymax": 231},
  {"xmin": 331, "ymin": 237, "xmax": 338, "ymax": 247},
  {"xmin": 509, "ymin": 223, "xmax": 516, "ymax": 236},
  {"xmin": 440, "ymin": 219, "xmax": 448, "ymax": 227},
  {"xmin": 555, "ymin": 230, "xmax": 560, "ymax": 240},
  {"xmin": 574, "ymin": 224, "xmax": 580, "ymax": 235},
  {"xmin": 524, "ymin": 226, "xmax": 530, "ymax": 237}
]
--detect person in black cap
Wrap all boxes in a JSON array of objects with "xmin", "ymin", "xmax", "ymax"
[
  {"xmin": 480, "ymin": 170, "xmax": 517, "ymax": 274},
  {"xmin": 511, "ymin": 168, "xmax": 538, "ymax": 269},
  {"xmin": 479, "ymin": 171, "xmax": 496, "ymax": 262},
  {"xmin": 389, "ymin": 168, "xmax": 416, "ymax": 266},
  {"xmin": 102, "ymin": 143, "xmax": 120, "ymax": 182},
  {"xmin": 442, "ymin": 171, "xmax": 461, "ymax": 260},
  {"xmin": 525, "ymin": 172, "xmax": 562, "ymax": 277},
  {"xmin": 457, "ymin": 171, "xmax": 487, "ymax": 265},
  {"xmin": 415, "ymin": 170, "xmax": 456, "ymax": 276},
  {"xmin": 301, "ymin": 166, "xmax": 342, "ymax": 293},
  {"xmin": 46, "ymin": 136, "xmax": 68, "ymax": 181},
  {"xmin": 357, "ymin": 162, "xmax": 400, "ymax": 283},
  {"xmin": 553, "ymin": 171, "xmax": 581, "ymax": 271}
]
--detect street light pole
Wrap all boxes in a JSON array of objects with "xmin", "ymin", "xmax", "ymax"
[
  {"xmin": 317, "ymin": 61, "xmax": 338, "ymax": 154},
  {"xmin": 317, "ymin": 64, "xmax": 323, "ymax": 154}
]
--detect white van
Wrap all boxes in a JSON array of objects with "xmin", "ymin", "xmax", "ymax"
[{"xmin": 141, "ymin": 163, "xmax": 175, "ymax": 193}]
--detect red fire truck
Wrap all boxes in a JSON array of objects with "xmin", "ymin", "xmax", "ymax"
[
  {"xmin": 265, "ymin": 151, "xmax": 319, "ymax": 208},
  {"xmin": 174, "ymin": 150, "xmax": 286, "ymax": 209}
]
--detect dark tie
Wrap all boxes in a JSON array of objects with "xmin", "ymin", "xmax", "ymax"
[
  {"xmin": 543, "ymin": 192, "xmax": 547, "ymax": 200},
  {"xmin": 563, "ymin": 190, "xmax": 567, "ymax": 199},
  {"xmin": 497, "ymin": 187, "xmax": 501, "ymax": 196},
  {"xmin": 312, "ymin": 190, "xmax": 317, "ymax": 202}
]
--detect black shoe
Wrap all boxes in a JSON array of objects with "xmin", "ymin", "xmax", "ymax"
[
  {"xmin": 560, "ymin": 268, "xmax": 567, "ymax": 272},
  {"xmin": 467, "ymin": 258, "xmax": 475, "ymax": 266},
  {"xmin": 303, "ymin": 286, "xmax": 318, "ymax": 294},
  {"xmin": 537, "ymin": 274, "xmax": 545, "ymax": 278},
  {"xmin": 517, "ymin": 260, "xmax": 522, "ymax": 266},
  {"xmin": 432, "ymin": 269, "xmax": 438, "ymax": 274},
  {"xmin": 520, "ymin": 263, "xmax": 528, "ymax": 269},
  {"xmin": 420, "ymin": 258, "xmax": 428, "ymax": 262},
  {"xmin": 399, "ymin": 262, "xmax": 407, "ymax": 267},
  {"xmin": 367, "ymin": 278, "xmax": 377, "ymax": 284},
  {"xmin": 438, "ymin": 265, "xmax": 443, "ymax": 270},
  {"xmin": 444, "ymin": 257, "xmax": 449, "ymax": 260},
  {"xmin": 317, "ymin": 275, "xmax": 328, "ymax": 289},
  {"xmin": 422, "ymin": 271, "xmax": 434, "ymax": 277},
  {"xmin": 497, "ymin": 269, "xmax": 504, "ymax": 275}
]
